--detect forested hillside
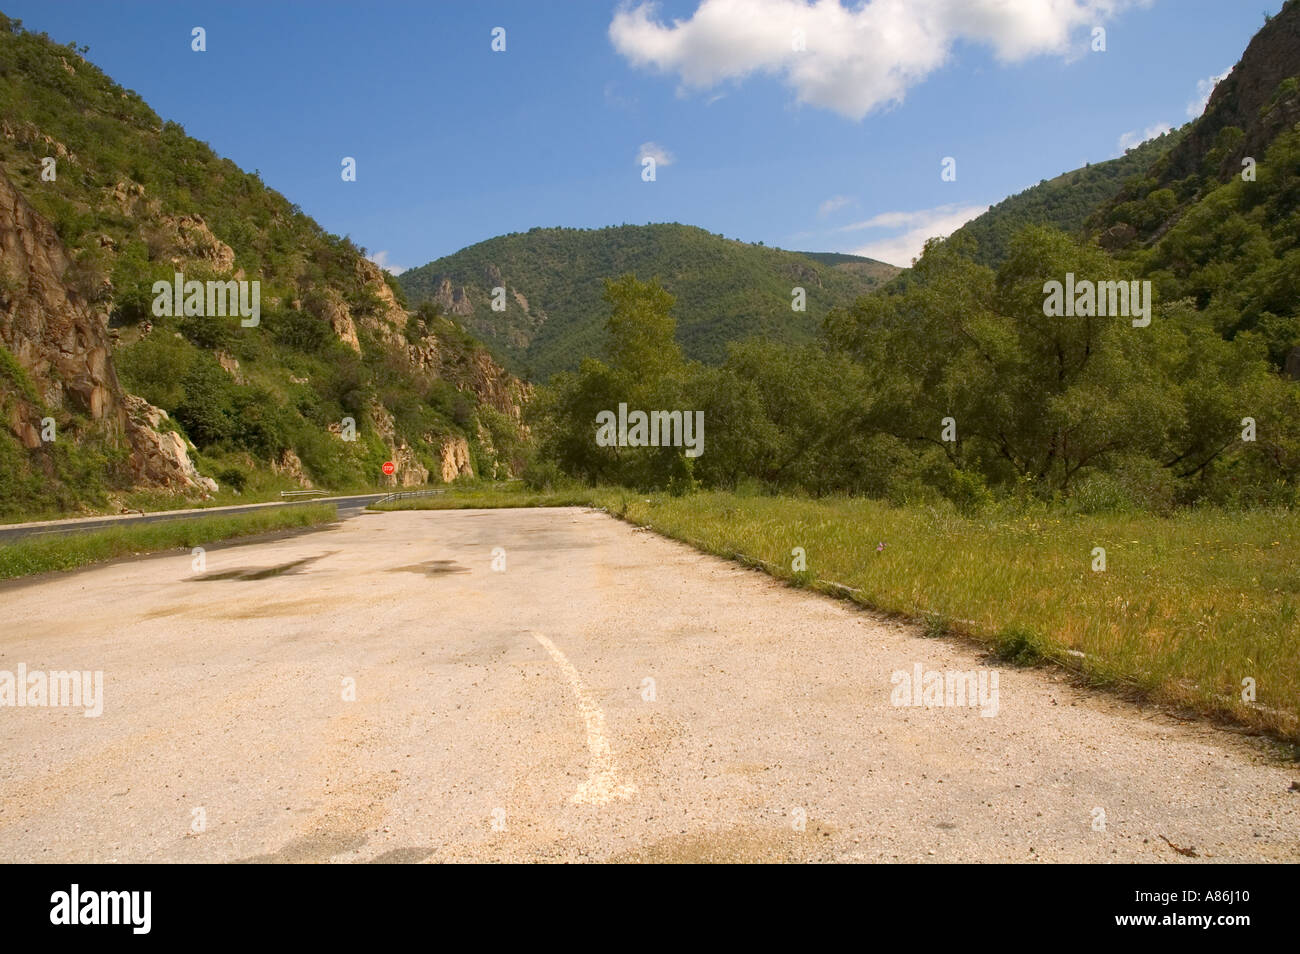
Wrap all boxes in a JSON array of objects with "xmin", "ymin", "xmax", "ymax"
[
  {"xmin": 1088, "ymin": 1, "xmax": 1300, "ymax": 368},
  {"xmin": 399, "ymin": 224, "xmax": 898, "ymax": 379},
  {"xmin": 0, "ymin": 14, "xmax": 527, "ymax": 517},
  {"xmin": 943, "ymin": 2, "xmax": 1300, "ymax": 372},
  {"xmin": 950, "ymin": 130, "xmax": 1184, "ymax": 267}
]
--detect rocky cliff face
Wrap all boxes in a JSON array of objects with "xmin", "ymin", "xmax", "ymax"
[
  {"xmin": 311, "ymin": 259, "xmax": 528, "ymax": 484},
  {"xmin": 1, "ymin": 171, "xmax": 124, "ymax": 435},
  {"xmin": 431, "ymin": 277, "xmax": 474, "ymax": 317},
  {"xmin": 1160, "ymin": 2, "xmax": 1300, "ymax": 185},
  {"xmin": 0, "ymin": 170, "xmax": 213, "ymax": 493}
]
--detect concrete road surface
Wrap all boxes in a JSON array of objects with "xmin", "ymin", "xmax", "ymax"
[{"xmin": 0, "ymin": 507, "xmax": 1296, "ymax": 863}]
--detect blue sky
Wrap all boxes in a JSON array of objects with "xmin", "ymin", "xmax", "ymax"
[{"xmin": 5, "ymin": 0, "xmax": 1283, "ymax": 268}]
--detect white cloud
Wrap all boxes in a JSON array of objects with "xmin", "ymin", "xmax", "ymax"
[
  {"xmin": 368, "ymin": 250, "xmax": 406, "ymax": 276},
  {"xmin": 843, "ymin": 202, "xmax": 988, "ymax": 267},
  {"xmin": 818, "ymin": 194, "xmax": 854, "ymax": 217},
  {"xmin": 1187, "ymin": 68, "xmax": 1230, "ymax": 118},
  {"xmin": 636, "ymin": 141, "xmax": 676, "ymax": 166},
  {"xmin": 610, "ymin": 0, "xmax": 1142, "ymax": 120},
  {"xmin": 1116, "ymin": 122, "xmax": 1171, "ymax": 154}
]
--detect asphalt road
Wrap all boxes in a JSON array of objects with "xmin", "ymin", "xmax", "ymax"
[
  {"xmin": 0, "ymin": 507, "xmax": 1295, "ymax": 862},
  {"xmin": 0, "ymin": 494, "xmax": 388, "ymax": 545}
]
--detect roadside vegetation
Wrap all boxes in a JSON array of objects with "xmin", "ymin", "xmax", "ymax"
[{"xmin": 0, "ymin": 503, "xmax": 336, "ymax": 580}]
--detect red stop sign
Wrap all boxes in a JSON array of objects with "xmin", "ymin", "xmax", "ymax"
[{"xmin": 382, "ymin": 461, "xmax": 395, "ymax": 476}]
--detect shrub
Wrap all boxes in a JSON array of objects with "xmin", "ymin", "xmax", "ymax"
[
  {"xmin": 994, "ymin": 626, "xmax": 1049, "ymax": 666},
  {"xmin": 522, "ymin": 458, "xmax": 566, "ymax": 491},
  {"xmin": 216, "ymin": 466, "xmax": 247, "ymax": 492}
]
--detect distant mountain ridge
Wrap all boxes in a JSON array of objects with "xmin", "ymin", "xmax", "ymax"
[{"xmin": 399, "ymin": 224, "xmax": 899, "ymax": 380}]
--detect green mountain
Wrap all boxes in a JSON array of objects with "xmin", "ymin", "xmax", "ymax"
[
  {"xmin": 0, "ymin": 13, "xmax": 527, "ymax": 518},
  {"xmin": 1085, "ymin": 0, "xmax": 1300, "ymax": 365},
  {"xmin": 948, "ymin": 129, "xmax": 1186, "ymax": 268},
  {"xmin": 398, "ymin": 224, "xmax": 899, "ymax": 380},
  {"xmin": 942, "ymin": 0, "xmax": 1300, "ymax": 368}
]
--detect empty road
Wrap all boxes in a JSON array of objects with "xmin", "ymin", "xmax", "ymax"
[{"xmin": 0, "ymin": 507, "xmax": 1296, "ymax": 862}]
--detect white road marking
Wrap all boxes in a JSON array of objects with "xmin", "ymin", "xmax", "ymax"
[{"xmin": 528, "ymin": 630, "xmax": 636, "ymax": 805}]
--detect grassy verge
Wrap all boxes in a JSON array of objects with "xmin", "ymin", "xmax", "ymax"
[
  {"xmin": 0, "ymin": 479, "xmax": 389, "ymax": 526},
  {"xmin": 376, "ymin": 484, "xmax": 1300, "ymax": 742},
  {"xmin": 0, "ymin": 503, "xmax": 337, "ymax": 580},
  {"xmin": 368, "ymin": 483, "xmax": 615, "ymax": 511}
]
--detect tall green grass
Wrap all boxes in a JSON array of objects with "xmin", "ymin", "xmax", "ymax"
[{"xmin": 0, "ymin": 504, "xmax": 337, "ymax": 580}]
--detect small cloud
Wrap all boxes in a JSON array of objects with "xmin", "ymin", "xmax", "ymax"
[
  {"xmin": 844, "ymin": 202, "xmax": 988, "ymax": 267},
  {"xmin": 368, "ymin": 250, "xmax": 406, "ymax": 276},
  {"xmin": 636, "ymin": 141, "xmax": 675, "ymax": 166},
  {"xmin": 1116, "ymin": 122, "xmax": 1172, "ymax": 155},
  {"xmin": 817, "ymin": 194, "xmax": 854, "ymax": 217},
  {"xmin": 1187, "ymin": 68, "xmax": 1230, "ymax": 118},
  {"xmin": 832, "ymin": 203, "xmax": 981, "ymax": 234}
]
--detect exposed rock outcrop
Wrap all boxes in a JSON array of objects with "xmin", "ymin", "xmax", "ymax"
[
  {"xmin": 1158, "ymin": 3, "xmax": 1300, "ymax": 185},
  {"xmin": 1, "ymin": 119, "xmax": 76, "ymax": 163},
  {"xmin": 432, "ymin": 277, "xmax": 473, "ymax": 316},
  {"xmin": 1, "ymin": 170, "xmax": 128, "ymax": 433},
  {"xmin": 389, "ymin": 442, "xmax": 429, "ymax": 487},
  {"xmin": 0, "ymin": 170, "xmax": 214, "ymax": 492},
  {"xmin": 368, "ymin": 400, "xmax": 430, "ymax": 486},
  {"xmin": 464, "ymin": 351, "xmax": 530, "ymax": 424},
  {"xmin": 124, "ymin": 395, "xmax": 217, "ymax": 493},
  {"xmin": 272, "ymin": 448, "xmax": 312, "ymax": 488},
  {"xmin": 439, "ymin": 435, "xmax": 473, "ymax": 483},
  {"xmin": 306, "ymin": 288, "xmax": 360, "ymax": 352},
  {"xmin": 169, "ymin": 213, "xmax": 236, "ymax": 271},
  {"xmin": 355, "ymin": 257, "xmax": 408, "ymax": 332},
  {"xmin": 215, "ymin": 350, "xmax": 243, "ymax": 382}
]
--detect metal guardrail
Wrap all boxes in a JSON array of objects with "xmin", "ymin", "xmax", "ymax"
[
  {"xmin": 369, "ymin": 489, "xmax": 447, "ymax": 508},
  {"xmin": 279, "ymin": 490, "xmax": 330, "ymax": 498}
]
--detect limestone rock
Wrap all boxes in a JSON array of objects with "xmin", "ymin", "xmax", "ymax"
[
  {"xmin": 123, "ymin": 395, "xmax": 217, "ymax": 493},
  {"xmin": 0, "ymin": 169, "xmax": 127, "ymax": 434},
  {"xmin": 0, "ymin": 169, "xmax": 215, "ymax": 493},
  {"xmin": 433, "ymin": 277, "xmax": 473, "ymax": 316},
  {"xmin": 308, "ymin": 289, "xmax": 360, "ymax": 352},
  {"xmin": 439, "ymin": 435, "xmax": 473, "ymax": 483},
  {"xmin": 272, "ymin": 448, "xmax": 312, "ymax": 488}
]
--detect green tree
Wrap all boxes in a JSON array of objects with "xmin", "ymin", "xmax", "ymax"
[{"xmin": 603, "ymin": 273, "xmax": 683, "ymax": 383}]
